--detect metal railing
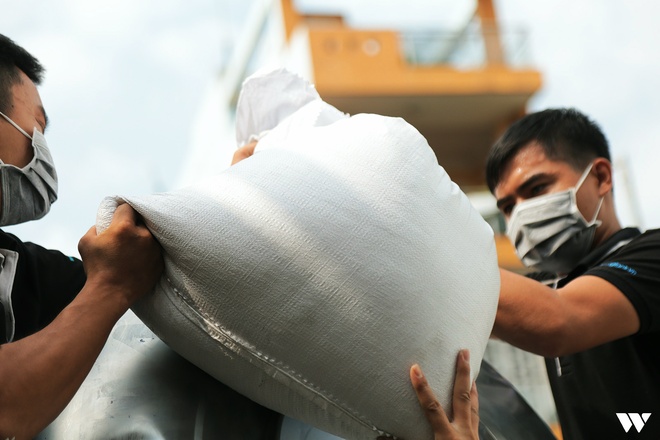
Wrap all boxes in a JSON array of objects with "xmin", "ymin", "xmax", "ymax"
[{"xmin": 399, "ymin": 21, "xmax": 533, "ymax": 69}]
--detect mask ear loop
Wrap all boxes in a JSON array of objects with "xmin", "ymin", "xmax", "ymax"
[
  {"xmin": 575, "ymin": 162, "xmax": 604, "ymax": 226},
  {"xmin": 590, "ymin": 197, "xmax": 604, "ymax": 226},
  {"xmin": 0, "ymin": 112, "xmax": 33, "ymax": 140},
  {"xmin": 575, "ymin": 162, "xmax": 594, "ymax": 191}
]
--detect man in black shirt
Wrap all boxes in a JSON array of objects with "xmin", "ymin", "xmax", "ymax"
[
  {"xmin": 0, "ymin": 34, "xmax": 163, "ymax": 438},
  {"xmin": 487, "ymin": 108, "xmax": 660, "ymax": 439}
]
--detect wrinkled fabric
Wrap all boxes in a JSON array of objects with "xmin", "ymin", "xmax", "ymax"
[
  {"xmin": 96, "ymin": 69, "xmax": 499, "ymax": 440},
  {"xmin": 235, "ymin": 67, "xmax": 347, "ymax": 147}
]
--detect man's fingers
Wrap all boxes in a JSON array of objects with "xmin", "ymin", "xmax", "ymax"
[
  {"xmin": 470, "ymin": 381, "xmax": 479, "ymax": 433},
  {"xmin": 109, "ymin": 202, "xmax": 137, "ymax": 227},
  {"xmin": 410, "ymin": 364, "xmax": 452, "ymax": 436},
  {"xmin": 452, "ymin": 349, "xmax": 474, "ymax": 424},
  {"xmin": 77, "ymin": 225, "xmax": 98, "ymax": 257},
  {"xmin": 406, "ymin": 353, "xmax": 479, "ymax": 440}
]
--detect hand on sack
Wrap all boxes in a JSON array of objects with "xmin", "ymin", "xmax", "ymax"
[
  {"xmin": 379, "ymin": 349, "xmax": 479, "ymax": 440},
  {"xmin": 231, "ymin": 141, "xmax": 258, "ymax": 165},
  {"xmin": 78, "ymin": 203, "xmax": 163, "ymax": 307}
]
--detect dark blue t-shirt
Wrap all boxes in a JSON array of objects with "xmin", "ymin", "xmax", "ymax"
[
  {"xmin": 547, "ymin": 228, "xmax": 660, "ymax": 440},
  {"xmin": 0, "ymin": 230, "xmax": 85, "ymax": 343}
]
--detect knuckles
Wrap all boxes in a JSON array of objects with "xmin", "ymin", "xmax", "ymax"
[
  {"xmin": 424, "ymin": 399, "xmax": 442, "ymax": 414},
  {"xmin": 457, "ymin": 391, "xmax": 472, "ymax": 404}
]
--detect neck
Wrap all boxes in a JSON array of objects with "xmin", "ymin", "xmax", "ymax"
[
  {"xmin": 591, "ymin": 194, "xmax": 624, "ymax": 248},
  {"xmin": 593, "ymin": 212, "xmax": 623, "ymax": 250}
]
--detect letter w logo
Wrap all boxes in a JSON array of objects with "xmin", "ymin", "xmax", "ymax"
[{"xmin": 616, "ymin": 413, "xmax": 652, "ymax": 433}]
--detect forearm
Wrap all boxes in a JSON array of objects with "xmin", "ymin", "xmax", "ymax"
[
  {"xmin": 493, "ymin": 269, "xmax": 568, "ymax": 357},
  {"xmin": 0, "ymin": 281, "xmax": 130, "ymax": 439},
  {"xmin": 494, "ymin": 269, "xmax": 642, "ymax": 358}
]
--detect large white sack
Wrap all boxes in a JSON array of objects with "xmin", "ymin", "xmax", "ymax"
[{"xmin": 96, "ymin": 70, "xmax": 499, "ymax": 440}]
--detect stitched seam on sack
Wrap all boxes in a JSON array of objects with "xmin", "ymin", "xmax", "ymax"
[{"xmin": 164, "ymin": 277, "xmax": 397, "ymax": 438}]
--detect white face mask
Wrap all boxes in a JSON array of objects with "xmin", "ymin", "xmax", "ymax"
[
  {"xmin": 506, "ymin": 163, "xmax": 603, "ymax": 274},
  {"xmin": 0, "ymin": 111, "xmax": 58, "ymax": 226}
]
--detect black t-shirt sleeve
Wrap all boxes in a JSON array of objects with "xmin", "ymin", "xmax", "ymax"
[
  {"xmin": 584, "ymin": 229, "xmax": 660, "ymax": 334},
  {"xmin": 0, "ymin": 231, "xmax": 86, "ymax": 341},
  {"xmin": 24, "ymin": 242, "xmax": 87, "ymax": 332}
]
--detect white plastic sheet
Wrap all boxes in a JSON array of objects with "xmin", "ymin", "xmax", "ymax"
[{"xmin": 97, "ymin": 69, "xmax": 499, "ymax": 440}]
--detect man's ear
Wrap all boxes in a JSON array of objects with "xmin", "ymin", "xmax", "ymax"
[{"xmin": 593, "ymin": 158, "xmax": 613, "ymax": 196}]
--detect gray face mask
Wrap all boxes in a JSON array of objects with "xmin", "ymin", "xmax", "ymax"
[
  {"xmin": 0, "ymin": 111, "xmax": 58, "ymax": 226},
  {"xmin": 506, "ymin": 163, "xmax": 603, "ymax": 275}
]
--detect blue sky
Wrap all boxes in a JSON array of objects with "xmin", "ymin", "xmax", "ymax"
[{"xmin": 2, "ymin": 0, "xmax": 659, "ymax": 256}]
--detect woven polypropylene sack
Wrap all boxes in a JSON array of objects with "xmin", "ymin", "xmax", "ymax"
[{"xmin": 97, "ymin": 112, "xmax": 499, "ymax": 440}]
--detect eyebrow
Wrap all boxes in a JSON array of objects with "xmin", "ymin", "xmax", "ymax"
[{"xmin": 495, "ymin": 173, "xmax": 554, "ymax": 209}]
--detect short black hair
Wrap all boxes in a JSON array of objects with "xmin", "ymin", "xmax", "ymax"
[
  {"xmin": 486, "ymin": 108, "xmax": 611, "ymax": 193},
  {"xmin": 0, "ymin": 34, "xmax": 45, "ymax": 114}
]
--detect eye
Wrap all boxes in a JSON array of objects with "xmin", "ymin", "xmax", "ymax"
[
  {"xmin": 529, "ymin": 183, "xmax": 548, "ymax": 197},
  {"xmin": 500, "ymin": 203, "xmax": 514, "ymax": 216}
]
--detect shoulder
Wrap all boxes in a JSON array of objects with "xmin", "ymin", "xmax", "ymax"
[
  {"xmin": 584, "ymin": 228, "xmax": 660, "ymax": 333},
  {"xmin": 0, "ymin": 229, "xmax": 83, "ymax": 278},
  {"xmin": 601, "ymin": 228, "xmax": 660, "ymax": 265},
  {"xmin": 0, "ymin": 229, "xmax": 77, "ymax": 263},
  {"xmin": 624, "ymin": 228, "xmax": 660, "ymax": 244},
  {"xmin": 0, "ymin": 229, "xmax": 28, "ymax": 250},
  {"xmin": 632, "ymin": 228, "xmax": 660, "ymax": 244}
]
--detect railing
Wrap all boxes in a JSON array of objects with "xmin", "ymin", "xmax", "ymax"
[{"xmin": 399, "ymin": 21, "xmax": 533, "ymax": 69}]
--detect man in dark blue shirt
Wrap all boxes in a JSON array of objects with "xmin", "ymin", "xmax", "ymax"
[
  {"xmin": 488, "ymin": 108, "xmax": 660, "ymax": 439},
  {"xmin": 0, "ymin": 34, "xmax": 163, "ymax": 438}
]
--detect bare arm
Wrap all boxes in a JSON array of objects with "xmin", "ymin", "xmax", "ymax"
[
  {"xmin": 494, "ymin": 268, "xmax": 639, "ymax": 357},
  {"xmin": 0, "ymin": 204, "xmax": 163, "ymax": 439}
]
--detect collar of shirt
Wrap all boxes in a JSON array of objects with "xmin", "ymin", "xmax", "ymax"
[{"xmin": 559, "ymin": 227, "xmax": 642, "ymax": 286}]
